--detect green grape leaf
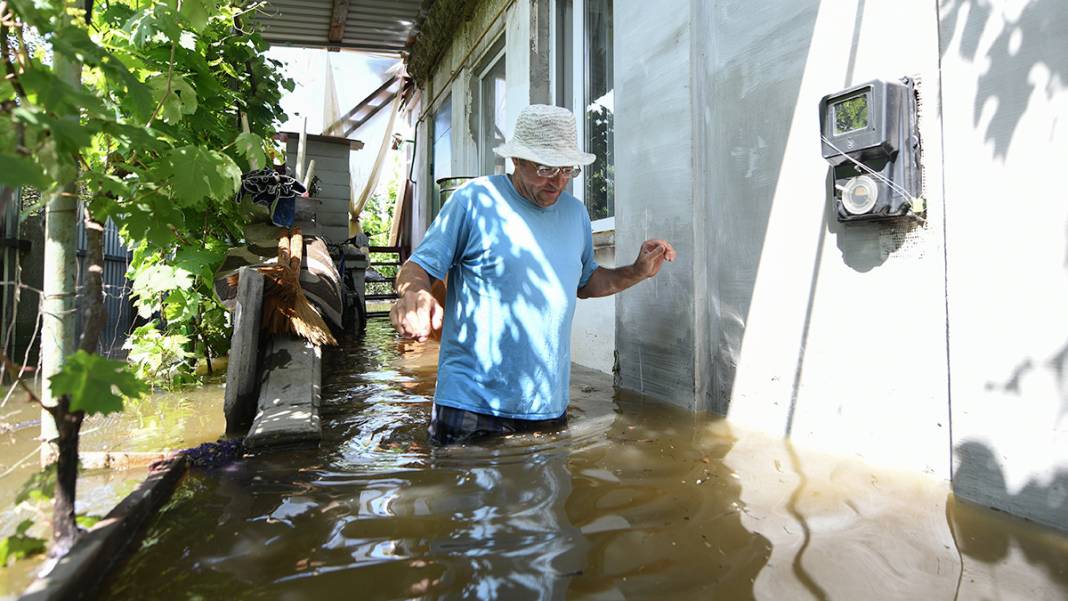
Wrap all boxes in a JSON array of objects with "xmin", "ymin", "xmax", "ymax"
[
  {"xmin": 83, "ymin": 171, "xmax": 132, "ymax": 200},
  {"xmin": 118, "ymin": 192, "xmax": 184, "ymax": 249},
  {"xmin": 125, "ymin": 5, "xmax": 181, "ymax": 46},
  {"xmin": 47, "ymin": 115, "xmax": 95, "ymax": 155},
  {"xmin": 130, "ymin": 262, "xmax": 195, "ymax": 318},
  {"xmin": 50, "ymin": 350, "xmax": 148, "ymax": 416},
  {"xmin": 163, "ymin": 289, "xmax": 199, "ymax": 324},
  {"xmin": 179, "ymin": 0, "xmax": 218, "ymax": 33},
  {"xmin": 150, "ymin": 75, "xmax": 198, "ymax": 124},
  {"xmin": 0, "ymin": 155, "xmax": 48, "ymax": 188},
  {"xmin": 75, "ymin": 515, "xmax": 101, "ymax": 529},
  {"xmin": 234, "ymin": 132, "xmax": 264, "ymax": 171},
  {"xmin": 18, "ymin": 68, "xmax": 105, "ymax": 115},
  {"xmin": 0, "ymin": 522, "xmax": 46, "ymax": 565},
  {"xmin": 15, "ymin": 465, "xmax": 56, "ymax": 505},
  {"xmin": 157, "ymin": 145, "xmax": 240, "ymax": 206},
  {"xmin": 173, "ymin": 245, "xmax": 226, "ymax": 283}
]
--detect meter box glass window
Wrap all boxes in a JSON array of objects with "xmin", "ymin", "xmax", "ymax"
[{"xmin": 819, "ymin": 78, "xmax": 923, "ymax": 222}]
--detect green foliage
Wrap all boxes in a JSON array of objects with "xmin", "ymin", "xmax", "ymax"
[
  {"xmin": 361, "ymin": 190, "xmax": 393, "ymax": 246},
  {"xmin": 124, "ymin": 323, "xmax": 194, "ymax": 385},
  {"xmin": 15, "ymin": 465, "xmax": 57, "ymax": 505},
  {"xmin": 0, "ymin": 0, "xmax": 292, "ymax": 386},
  {"xmin": 75, "ymin": 514, "xmax": 101, "ymax": 529},
  {"xmin": 0, "ymin": 521, "xmax": 46, "ymax": 565},
  {"xmin": 51, "ymin": 350, "xmax": 148, "ymax": 415}
]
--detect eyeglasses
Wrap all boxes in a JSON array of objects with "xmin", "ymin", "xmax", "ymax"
[{"xmin": 531, "ymin": 163, "xmax": 582, "ymax": 179}]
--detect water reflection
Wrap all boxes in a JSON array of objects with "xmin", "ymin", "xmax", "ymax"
[{"xmin": 97, "ymin": 322, "xmax": 1068, "ymax": 601}]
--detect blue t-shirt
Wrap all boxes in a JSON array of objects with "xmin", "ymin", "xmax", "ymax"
[{"xmin": 409, "ymin": 174, "xmax": 599, "ymax": 419}]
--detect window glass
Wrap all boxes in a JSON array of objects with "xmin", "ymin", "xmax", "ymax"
[
  {"xmin": 431, "ymin": 94, "xmax": 452, "ymax": 219},
  {"xmin": 555, "ymin": 0, "xmax": 573, "ymax": 112},
  {"xmin": 584, "ymin": 0, "xmax": 613, "ymax": 221},
  {"xmin": 479, "ymin": 50, "xmax": 507, "ymax": 175}
]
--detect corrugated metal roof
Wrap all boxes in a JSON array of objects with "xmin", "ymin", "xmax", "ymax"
[{"xmin": 254, "ymin": 0, "xmax": 428, "ymax": 55}]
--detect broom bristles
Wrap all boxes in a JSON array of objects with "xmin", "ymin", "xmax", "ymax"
[{"xmin": 230, "ymin": 227, "xmax": 338, "ymax": 347}]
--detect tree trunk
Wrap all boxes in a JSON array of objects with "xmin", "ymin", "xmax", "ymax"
[{"xmin": 49, "ymin": 403, "xmax": 82, "ymax": 555}]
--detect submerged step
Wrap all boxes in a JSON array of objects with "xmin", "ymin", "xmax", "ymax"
[{"xmin": 244, "ymin": 334, "xmax": 322, "ymax": 449}]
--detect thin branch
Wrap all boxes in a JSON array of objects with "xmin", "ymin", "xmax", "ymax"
[
  {"xmin": 0, "ymin": 349, "xmax": 40, "ymax": 406},
  {"xmin": 145, "ymin": 40, "xmax": 176, "ymax": 128},
  {"xmin": 77, "ymin": 208, "xmax": 106, "ymax": 353},
  {"xmin": 0, "ymin": 4, "xmax": 28, "ymax": 99}
]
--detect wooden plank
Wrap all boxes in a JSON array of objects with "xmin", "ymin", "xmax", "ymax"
[
  {"xmin": 223, "ymin": 267, "xmax": 263, "ymax": 436},
  {"xmin": 334, "ymin": 76, "xmax": 397, "ymax": 124},
  {"xmin": 244, "ymin": 335, "xmax": 322, "ymax": 449}
]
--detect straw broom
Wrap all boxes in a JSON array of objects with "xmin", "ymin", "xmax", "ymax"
[{"xmin": 235, "ymin": 228, "xmax": 337, "ymax": 347}]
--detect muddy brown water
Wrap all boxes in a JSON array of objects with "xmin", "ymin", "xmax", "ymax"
[
  {"xmin": 0, "ymin": 382, "xmax": 225, "ymax": 599},
  {"xmin": 95, "ymin": 321, "xmax": 1067, "ymax": 600}
]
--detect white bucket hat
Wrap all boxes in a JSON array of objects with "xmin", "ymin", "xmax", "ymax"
[{"xmin": 493, "ymin": 104, "xmax": 597, "ymax": 167}]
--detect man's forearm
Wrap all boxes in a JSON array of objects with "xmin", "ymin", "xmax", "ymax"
[
  {"xmin": 577, "ymin": 265, "xmax": 645, "ymax": 299},
  {"xmin": 396, "ymin": 260, "xmax": 433, "ymax": 297}
]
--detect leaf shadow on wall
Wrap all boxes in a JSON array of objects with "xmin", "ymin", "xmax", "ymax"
[{"xmin": 939, "ymin": 0, "xmax": 1068, "ymax": 159}]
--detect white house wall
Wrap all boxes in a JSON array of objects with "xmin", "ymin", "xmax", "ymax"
[
  {"xmin": 412, "ymin": 0, "xmax": 1068, "ymax": 529},
  {"xmin": 939, "ymin": 0, "xmax": 1068, "ymax": 530},
  {"xmin": 615, "ymin": 0, "xmax": 952, "ymax": 476}
]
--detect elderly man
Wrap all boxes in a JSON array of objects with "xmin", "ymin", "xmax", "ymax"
[{"xmin": 391, "ymin": 104, "xmax": 676, "ymax": 445}]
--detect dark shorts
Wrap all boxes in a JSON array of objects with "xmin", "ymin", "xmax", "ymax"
[{"xmin": 428, "ymin": 403, "xmax": 568, "ymax": 446}]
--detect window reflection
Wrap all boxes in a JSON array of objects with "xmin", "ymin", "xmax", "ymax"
[{"xmin": 584, "ymin": 0, "xmax": 613, "ymax": 221}]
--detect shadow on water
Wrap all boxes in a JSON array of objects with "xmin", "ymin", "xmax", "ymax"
[
  {"xmin": 95, "ymin": 321, "xmax": 772, "ymax": 601},
  {"xmin": 89, "ymin": 321, "xmax": 1068, "ymax": 600},
  {"xmin": 949, "ymin": 440, "xmax": 1068, "ymax": 597}
]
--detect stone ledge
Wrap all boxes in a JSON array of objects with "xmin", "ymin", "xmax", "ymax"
[{"xmin": 20, "ymin": 456, "xmax": 189, "ymax": 601}]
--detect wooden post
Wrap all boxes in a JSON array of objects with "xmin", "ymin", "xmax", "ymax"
[{"xmin": 40, "ymin": 47, "xmax": 81, "ymax": 466}]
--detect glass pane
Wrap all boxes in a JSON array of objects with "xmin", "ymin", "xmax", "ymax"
[
  {"xmin": 833, "ymin": 94, "xmax": 869, "ymax": 135},
  {"xmin": 584, "ymin": 0, "xmax": 613, "ymax": 220},
  {"xmin": 555, "ymin": 0, "xmax": 573, "ymax": 110},
  {"xmin": 481, "ymin": 55, "xmax": 507, "ymax": 175},
  {"xmin": 431, "ymin": 94, "xmax": 452, "ymax": 219}
]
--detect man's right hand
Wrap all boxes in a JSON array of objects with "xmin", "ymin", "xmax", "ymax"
[{"xmin": 390, "ymin": 288, "xmax": 443, "ymax": 342}]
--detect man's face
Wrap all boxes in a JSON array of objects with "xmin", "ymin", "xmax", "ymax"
[{"xmin": 511, "ymin": 159, "xmax": 570, "ymax": 208}]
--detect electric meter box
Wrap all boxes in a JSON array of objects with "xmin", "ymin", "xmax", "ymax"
[{"xmin": 819, "ymin": 78, "xmax": 923, "ymax": 222}]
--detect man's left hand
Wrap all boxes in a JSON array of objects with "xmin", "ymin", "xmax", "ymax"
[{"xmin": 634, "ymin": 239, "xmax": 677, "ymax": 279}]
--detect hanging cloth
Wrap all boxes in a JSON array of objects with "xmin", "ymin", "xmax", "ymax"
[{"xmin": 239, "ymin": 168, "xmax": 307, "ymax": 228}]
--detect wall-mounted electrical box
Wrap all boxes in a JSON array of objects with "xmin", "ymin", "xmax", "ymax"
[{"xmin": 819, "ymin": 78, "xmax": 923, "ymax": 222}]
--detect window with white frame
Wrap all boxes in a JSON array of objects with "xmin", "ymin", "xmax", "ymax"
[
  {"xmin": 553, "ymin": 0, "xmax": 613, "ymax": 224},
  {"xmin": 476, "ymin": 38, "xmax": 507, "ymax": 176}
]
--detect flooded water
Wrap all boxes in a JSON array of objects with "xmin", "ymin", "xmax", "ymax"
[
  {"xmin": 98, "ymin": 321, "xmax": 1068, "ymax": 600},
  {"xmin": 0, "ymin": 382, "xmax": 225, "ymax": 599}
]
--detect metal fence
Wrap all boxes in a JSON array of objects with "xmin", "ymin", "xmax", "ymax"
[
  {"xmin": 0, "ymin": 188, "xmax": 136, "ymax": 365},
  {"xmin": 75, "ymin": 212, "xmax": 135, "ymax": 359}
]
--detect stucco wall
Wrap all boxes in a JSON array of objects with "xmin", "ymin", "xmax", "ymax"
[
  {"xmin": 939, "ymin": 0, "xmax": 1068, "ymax": 530},
  {"xmin": 613, "ymin": 2, "xmax": 696, "ymax": 407},
  {"xmin": 613, "ymin": 0, "xmax": 1068, "ymax": 529},
  {"xmin": 571, "ymin": 238, "xmax": 615, "ymax": 374},
  {"xmin": 617, "ymin": 0, "xmax": 951, "ymax": 476}
]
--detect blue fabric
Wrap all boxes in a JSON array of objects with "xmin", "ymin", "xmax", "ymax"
[{"xmin": 410, "ymin": 175, "xmax": 599, "ymax": 420}]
